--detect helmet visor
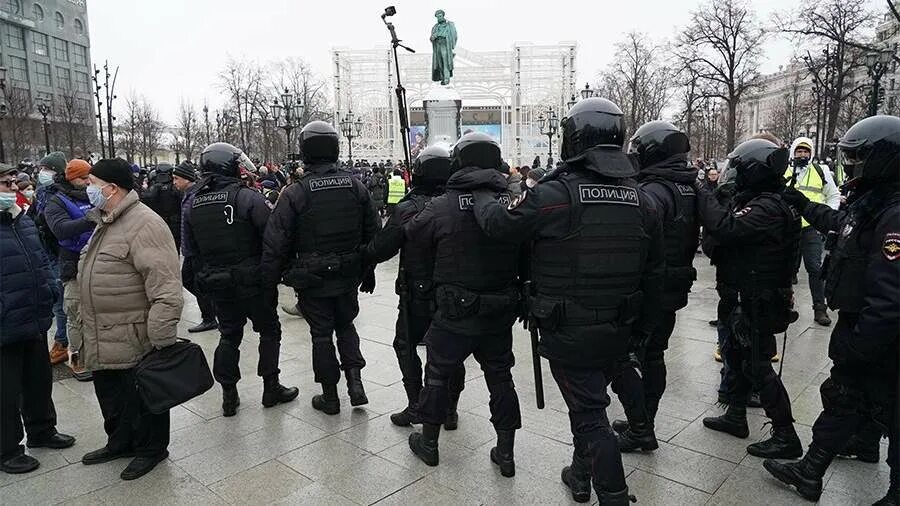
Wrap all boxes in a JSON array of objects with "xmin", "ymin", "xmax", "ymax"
[{"xmin": 839, "ymin": 146, "xmax": 868, "ymax": 168}]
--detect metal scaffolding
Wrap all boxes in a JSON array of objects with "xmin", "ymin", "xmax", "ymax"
[{"xmin": 333, "ymin": 42, "xmax": 577, "ymax": 165}]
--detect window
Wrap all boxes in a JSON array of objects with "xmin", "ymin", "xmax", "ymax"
[
  {"xmin": 32, "ymin": 31, "xmax": 48, "ymax": 56},
  {"xmin": 76, "ymin": 97, "xmax": 90, "ymax": 115},
  {"xmin": 56, "ymin": 66, "xmax": 70, "ymax": 90},
  {"xmin": 6, "ymin": 26, "xmax": 24, "ymax": 50},
  {"xmin": 35, "ymin": 91, "xmax": 52, "ymax": 106},
  {"xmin": 2, "ymin": 0, "xmax": 21, "ymax": 15},
  {"xmin": 74, "ymin": 70, "xmax": 89, "ymax": 92},
  {"xmin": 54, "ymin": 11, "xmax": 63, "ymax": 29},
  {"xmin": 53, "ymin": 37, "xmax": 67, "ymax": 61},
  {"xmin": 73, "ymin": 44, "xmax": 87, "ymax": 66},
  {"xmin": 32, "ymin": 2, "xmax": 42, "ymax": 20},
  {"xmin": 34, "ymin": 61, "xmax": 51, "ymax": 86},
  {"xmin": 8, "ymin": 55, "xmax": 27, "ymax": 83},
  {"xmin": 74, "ymin": 18, "xmax": 83, "ymax": 34}
]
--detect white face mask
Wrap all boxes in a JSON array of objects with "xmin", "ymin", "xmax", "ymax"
[{"xmin": 38, "ymin": 170, "xmax": 55, "ymax": 185}]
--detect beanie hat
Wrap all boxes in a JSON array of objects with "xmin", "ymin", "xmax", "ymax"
[
  {"xmin": 173, "ymin": 163, "xmax": 198, "ymax": 182},
  {"xmin": 65, "ymin": 159, "xmax": 91, "ymax": 181},
  {"xmin": 38, "ymin": 152, "xmax": 68, "ymax": 173},
  {"xmin": 90, "ymin": 158, "xmax": 135, "ymax": 191}
]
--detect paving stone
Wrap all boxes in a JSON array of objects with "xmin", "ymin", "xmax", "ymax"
[
  {"xmin": 277, "ymin": 435, "xmax": 372, "ymax": 481},
  {"xmin": 0, "ymin": 461, "xmax": 123, "ymax": 505},
  {"xmin": 315, "ymin": 455, "xmax": 425, "ymax": 504},
  {"xmin": 270, "ymin": 483, "xmax": 358, "ymax": 506},
  {"xmin": 63, "ymin": 461, "xmax": 221, "ymax": 505},
  {"xmin": 373, "ymin": 474, "xmax": 480, "ymax": 505},
  {"xmin": 336, "ymin": 413, "xmax": 413, "ymax": 454},
  {"xmin": 708, "ymin": 464, "xmax": 813, "ymax": 505},
  {"xmin": 208, "ymin": 460, "xmax": 313, "ymax": 504},
  {"xmin": 626, "ymin": 469, "xmax": 710, "ymax": 505},
  {"xmin": 621, "ymin": 440, "xmax": 735, "ymax": 493}
]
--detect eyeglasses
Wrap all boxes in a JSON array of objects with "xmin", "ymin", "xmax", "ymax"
[{"xmin": 0, "ymin": 179, "xmax": 17, "ymax": 188}]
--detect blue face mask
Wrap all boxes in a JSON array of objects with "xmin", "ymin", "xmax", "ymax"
[
  {"xmin": 86, "ymin": 184, "xmax": 109, "ymax": 209},
  {"xmin": 38, "ymin": 170, "xmax": 55, "ymax": 186},
  {"xmin": 0, "ymin": 192, "xmax": 17, "ymax": 211}
]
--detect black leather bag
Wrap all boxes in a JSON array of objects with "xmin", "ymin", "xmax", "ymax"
[{"xmin": 135, "ymin": 339, "xmax": 214, "ymax": 414}]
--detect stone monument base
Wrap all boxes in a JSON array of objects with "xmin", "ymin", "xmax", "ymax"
[{"xmin": 423, "ymin": 83, "xmax": 462, "ymax": 146}]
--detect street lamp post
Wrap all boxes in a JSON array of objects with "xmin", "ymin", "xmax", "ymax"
[
  {"xmin": 580, "ymin": 82, "xmax": 594, "ymax": 100},
  {"xmin": 36, "ymin": 100, "xmax": 51, "ymax": 155},
  {"xmin": 866, "ymin": 48, "xmax": 895, "ymax": 117},
  {"xmin": 339, "ymin": 109, "xmax": 363, "ymax": 165},
  {"xmin": 537, "ymin": 107, "xmax": 559, "ymax": 162},
  {"xmin": 0, "ymin": 66, "xmax": 7, "ymax": 163},
  {"xmin": 271, "ymin": 88, "xmax": 303, "ymax": 159}
]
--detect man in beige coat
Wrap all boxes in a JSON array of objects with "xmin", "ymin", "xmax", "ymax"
[{"xmin": 70, "ymin": 158, "xmax": 183, "ymax": 481}]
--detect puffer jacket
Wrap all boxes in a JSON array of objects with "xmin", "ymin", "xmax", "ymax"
[
  {"xmin": 0, "ymin": 207, "xmax": 54, "ymax": 345},
  {"xmin": 74, "ymin": 190, "xmax": 183, "ymax": 370}
]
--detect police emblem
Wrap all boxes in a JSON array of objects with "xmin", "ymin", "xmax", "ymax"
[
  {"xmin": 508, "ymin": 192, "xmax": 526, "ymax": 210},
  {"xmin": 883, "ymin": 232, "xmax": 900, "ymax": 261},
  {"xmin": 733, "ymin": 206, "xmax": 752, "ymax": 217}
]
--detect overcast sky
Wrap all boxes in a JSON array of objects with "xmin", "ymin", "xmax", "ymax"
[{"xmin": 84, "ymin": 0, "xmax": 876, "ymax": 124}]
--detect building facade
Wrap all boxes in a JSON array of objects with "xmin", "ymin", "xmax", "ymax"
[{"xmin": 0, "ymin": 0, "xmax": 95, "ymax": 161}]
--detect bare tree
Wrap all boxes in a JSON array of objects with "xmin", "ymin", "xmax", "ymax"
[
  {"xmin": 137, "ymin": 99, "xmax": 163, "ymax": 166},
  {"xmin": 677, "ymin": 0, "xmax": 765, "ymax": 151},
  {"xmin": 115, "ymin": 94, "xmax": 141, "ymax": 163},
  {"xmin": 218, "ymin": 57, "xmax": 266, "ymax": 156},
  {"xmin": 766, "ymin": 74, "xmax": 811, "ymax": 144},
  {"xmin": 267, "ymin": 57, "xmax": 331, "ymax": 161},
  {"xmin": 175, "ymin": 99, "xmax": 202, "ymax": 162},
  {"xmin": 52, "ymin": 86, "xmax": 95, "ymax": 158}
]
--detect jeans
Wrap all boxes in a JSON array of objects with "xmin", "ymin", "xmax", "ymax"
[
  {"xmin": 47, "ymin": 256, "xmax": 68, "ymax": 347},
  {"xmin": 797, "ymin": 227, "xmax": 825, "ymax": 307}
]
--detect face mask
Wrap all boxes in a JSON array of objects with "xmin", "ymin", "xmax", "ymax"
[
  {"xmin": 38, "ymin": 170, "xmax": 55, "ymax": 186},
  {"xmin": 86, "ymin": 184, "xmax": 109, "ymax": 209},
  {"xmin": 0, "ymin": 192, "xmax": 16, "ymax": 211},
  {"xmin": 793, "ymin": 157, "xmax": 810, "ymax": 168},
  {"xmin": 23, "ymin": 189, "xmax": 35, "ymax": 200}
]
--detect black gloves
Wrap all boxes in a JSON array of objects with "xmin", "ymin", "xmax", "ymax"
[
  {"xmin": 359, "ymin": 266, "xmax": 376, "ymax": 294},
  {"xmin": 782, "ymin": 187, "xmax": 811, "ymax": 211}
]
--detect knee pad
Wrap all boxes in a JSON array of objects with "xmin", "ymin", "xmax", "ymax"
[
  {"xmin": 820, "ymin": 378, "xmax": 862, "ymax": 416},
  {"xmin": 485, "ymin": 370, "xmax": 514, "ymax": 392},
  {"xmin": 424, "ymin": 363, "xmax": 449, "ymax": 384},
  {"xmin": 311, "ymin": 334, "xmax": 333, "ymax": 347}
]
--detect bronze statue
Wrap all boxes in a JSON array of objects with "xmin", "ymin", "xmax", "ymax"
[{"xmin": 430, "ymin": 10, "xmax": 457, "ymax": 85}]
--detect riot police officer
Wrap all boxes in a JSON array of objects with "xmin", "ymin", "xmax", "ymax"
[
  {"xmin": 262, "ymin": 121, "xmax": 381, "ymax": 415},
  {"xmin": 472, "ymin": 98, "xmax": 664, "ymax": 505},
  {"xmin": 609, "ymin": 120, "xmax": 698, "ymax": 453},
  {"xmin": 141, "ymin": 163, "xmax": 183, "ymax": 250},
  {"xmin": 185, "ymin": 142, "xmax": 298, "ymax": 417},
  {"xmin": 697, "ymin": 138, "xmax": 802, "ymax": 459},
  {"xmin": 405, "ymin": 132, "xmax": 522, "ymax": 477},
  {"xmin": 364, "ymin": 144, "xmax": 466, "ymax": 429},
  {"xmin": 764, "ymin": 115, "xmax": 899, "ymax": 504}
]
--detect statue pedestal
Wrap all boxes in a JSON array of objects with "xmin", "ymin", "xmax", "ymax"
[{"xmin": 423, "ymin": 83, "xmax": 462, "ymax": 146}]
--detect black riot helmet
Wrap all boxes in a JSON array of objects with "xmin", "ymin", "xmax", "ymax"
[
  {"xmin": 727, "ymin": 139, "xmax": 789, "ymax": 191},
  {"xmin": 450, "ymin": 132, "xmax": 503, "ymax": 172},
  {"xmin": 628, "ymin": 120, "xmax": 690, "ymax": 169},
  {"xmin": 560, "ymin": 97, "xmax": 625, "ymax": 163},
  {"xmin": 298, "ymin": 121, "xmax": 340, "ymax": 164},
  {"xmin": 199, "ymin": 142, "xmax": 256, "ymax": 177},
  {"xmin": 154, "ymin": 163, "xmax": 174, "ymax": 184},
  {"xmin": 412, "ymin": 143, "xmax": 453, "ymax": 188},
  {"xmin": 837, "ymin": 115, "xmax": 900, "ymax": 183}
]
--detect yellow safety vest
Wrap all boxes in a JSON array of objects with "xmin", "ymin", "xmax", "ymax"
[
  {"xmin": 387, "ymin": 177, "xmax": 406, "ymax": 204},
  {"xmin": 784, "ymin": 164, "xmax": 826, "ymax": 228}
]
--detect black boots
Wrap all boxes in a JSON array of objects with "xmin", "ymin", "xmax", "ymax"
[
  {"xmin": 616, "ymin": 421, "xmax": 658, "ymax": 453},
  {"xmin": 596, "ymin": 487, "xmax": 636, "ymax": 505},
  {"xmin": 345, "ymin": 368, "xmax": 368, "ymax": 406},
  {"xmin": 838, "ymin": 433, "xmax": 881, "ymax": 463},
  {"xmin": 763, "ymin": 443, "xmax": 835, "ymax": 502},
  {"xmin": 391, "ymin": 384, "xmax": 421, "ymax": 427},
  {"xmin": 813, "ymin": 304, "xmax": 831, "ymax": 326},
  {"xmin": 222, "ymin": 384, "xmax": 240, "ymax": 417},
  {"xmin": 262, "ymin": 376, "xmax": 299, "ymax": 408},
  {"xmin": 187, "ymin": 320, "xmax": 217, "ymax": 333},
  {"xmin": 703, "ymin": 405, "xmax": 750, "ymax": 439},
  {"xmin": 409, "ymin": 423, "xmax": 440, "ymax": 466},
  {"xmin": 489, "ymin": 429, "xmax": 516, "ymax": 477},
  {"xmin": 312, "ymin": 383, "xmax": 340, "ymax": 415},
  {"xmin": 444, "ymin": 392, "xmax": 460, "ymax": 430},
  {"xmin": 120, "ymin": 451, "xmax": 169, "ymax": 481},
  {"xmin": 561, "ymin": 452, "xmax": 592, "ymax": 503},
  {"xmin": 748, "ymin": 424, "xmax": 802, "ymax": 459}
]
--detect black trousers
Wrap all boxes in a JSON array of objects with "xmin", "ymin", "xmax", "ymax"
[
  {"xmin": 550, "ymin": 361, "xmax": 626, "ymax": 494},
  {"xmin": 417, "ymin": 325, "xmax": 520, "ymax": 430},
  {"xmin": 611, "ymin": 310, "xmax": 677, "ymax": 425},
  {"xmin": 297, "ymin": 292, "xmax": 366, "ymax": 386},
  {"xmin": 181, "ymin": 257, "xmax": 216, "ymax": 322},
  {"xmin": 213, "ymin": 287, "xmax": 282, "ymax": 385},
  {"xmin": 0, "ymin": 339, "xmax": 57, "ymax": 460},
  {"xmin": 393, "ymin": 300, "xmax": 464, "ymax": 406},
  {"xmin": 93, "ymin": 369, "xmax": 169, "ymax": 457}
]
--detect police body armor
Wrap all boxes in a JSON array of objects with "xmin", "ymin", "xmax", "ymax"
[
  {"xmin": 643, "ymin": 178, "xmax": 699, "ymax": 311},
  {"xmin": 190, "ymin": 181, "xmax": 261, "ymax": 298},
  {"xmin": 431, "ymin": 188, "xmax": 519, "ymax": 334},
  {"xmin": 283, "ymin": 165, "xmax": 365, "ymax": 296},
  {"xmin": 397, "ymin": 193, "xmax": 437, "ymax": 312},
  {"xmin": 530, "ymin": 171, "xmax": 647, "ymax": 364}
]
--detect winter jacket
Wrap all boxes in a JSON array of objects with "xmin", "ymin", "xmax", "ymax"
[
  {"xmin": 44, "ymin": 181, "xmax": 96, "ymax": 282},
  {"xmin": 506, "ymin": 173, "xmax": 523, "ymax": 200},
  {"xmin": 0, "ymin": 206, "xmax": 54, "ymax": 346},
  {"xmin": 74, "ymin": 190, "xmax": 183, "ymax": 371}
]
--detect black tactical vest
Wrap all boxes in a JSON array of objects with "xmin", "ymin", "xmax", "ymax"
[
  {"xmin": 190, "ymin": 182, "xmax": 260, "ymax": 268},
  {"xmin": 294, "ymin": 168, "xmax": 364, "ymax": 257},
  {"xmin": 644, "ymin": 178, "xmax": 699, "ymax": 311},
  {"xmin": 398, "ymin": 193, "xmax": 437, "ymax": 304}
]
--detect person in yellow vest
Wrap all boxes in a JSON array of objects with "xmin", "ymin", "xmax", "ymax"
[
  {"xmin": 784, "ymin": 137, "xmax": 840, "ymax": 326},
  {"xmin": 386, "ymin": 169, "xmax": 407, "ymax": 216}
]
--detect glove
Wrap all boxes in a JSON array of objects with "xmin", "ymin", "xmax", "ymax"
[
  {"xmin": 359, "ymin": 266, "xmax": 376, "ymax": 294},
  {"xmin": 782, "ymin": 187, "xmax": 810, "ymax": 211}
]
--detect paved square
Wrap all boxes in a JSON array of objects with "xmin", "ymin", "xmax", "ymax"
[{"xmin": 4, "ymin": 257, "xmax": 890, "ymax": 505}]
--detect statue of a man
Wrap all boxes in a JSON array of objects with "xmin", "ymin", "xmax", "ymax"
[{"xmin": 430, "ymin": 9, "xmax": 457, "ymax": 86}]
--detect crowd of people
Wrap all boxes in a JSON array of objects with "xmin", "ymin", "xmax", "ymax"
[{"xmin": 0, "ymin": 99, "xmax": 896, "ymax": 505}]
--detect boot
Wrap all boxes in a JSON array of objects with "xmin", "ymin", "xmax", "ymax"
[
  {"xmin": 763, "ymin": 443, "xmax": 834, "ymax": 502},
  {"xmin": 222, "ymin": 384, "xmax": 240, "ymax": 417},
  {"xmin": 345, "ymin": 368, "xmax": 368, "ymax": 406},
  {"xmin": 837, "ymin": 433, "xmax": 881, "ymax": 463},
  {"xmin": 611, "ymin": 419, "xmax": 629, "ymax": 434},
  {"xmin": 748, "ymin": 391, "xmax": 762, "ymax": 408},
  {"xmin": 748, "ymin": 424, "xmax": 803, "ymax": 459},
  {"xmin": 872, "ymin": 467, "xmax": 898, "ymax": 506},
  {"xmin": 596, "ymin": 487, "xmax": 636, "ymax": 505},
  {"xmin": 311, "ymin": 384, "xmax": 340, "ymax": 415},
  {"xmin": 390, "ymin": 406, "xmax": 419, "ymax": 427},
  {"xmin": 813, "ymin": 305, "xmax": 831, "ymax": 327},
  {"xmin": 409, "ymin": 423, "xmax": 440, "ymax": 466},
  {"xmin": 561, "ymin": 452, "xmax": 592, "ymax": 503},
  {"xmin": 120, "ymin": 451, "xmax": 168, "ymax": 481},
  {"xmin": 617, "ymin": 421, "xmax": 658, "ymax": 453},
  {"xmin": 187, "ymin": 320, "xmax": 217, "ymax": 333},
  {"xmin": 444, "ymin": 392, "xmax": 460, "ymax": 431},
  {"xmin": 262, "ymin": 375, "xmax": 299, "ymax": 408},
  {"xmin": 703, "ymin": 405, "xmax": 750, "ymax": 439},
  {"xmin": 489, "ymin": 429, "xmax": 516, "ymax": 477}
]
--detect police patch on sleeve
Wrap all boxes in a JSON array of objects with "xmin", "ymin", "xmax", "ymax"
[
  {"xmin": 192, "ymin": 191, "xmax": 227, "ymax": 208},
  {"xmin": 309, "ymin": 176, "xmax": 353, "ymax": 191},
  {"xmin": 674, "ymin": 183, "xmax": 695, "ymax": 196},
  {"xmin": 578, "ymin": 184, "xmax": 639, "ymax": 206},
  {"xmin": 883, "ymin": 232, "xmax": 900, "ymax": 261},
  {"xmin": 733, "ymin": 206, "xmax": 752, "ymax": 218},
  {"xmin": 508, "ymin": 191, "xmax": 526, "ymax": 210}
]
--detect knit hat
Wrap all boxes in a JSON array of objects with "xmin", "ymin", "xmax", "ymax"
[
  {"xmin": 65, "ymin": 159, "xmax": 91, "ymax": 181},
  {"xmin": 15, "ymin": 172, "xmax": 32, "ymax": 185},
  {"xmin": 0, "ymin": 163, "xmax": 17, "ymax": 177},
  {"xmin": 90, "ymin": 158, "xmax": 135, "ymax": 191},
  {"xmin": 38, "ymin": 152, "xmax": 67, "ymax": 174},
  {"xmin": 173, "ymin": 163, "xmax": 197, "ymax": 182}
]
